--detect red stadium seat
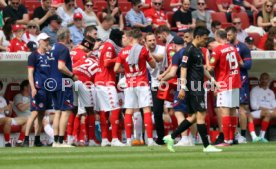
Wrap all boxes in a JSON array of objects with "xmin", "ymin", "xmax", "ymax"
[
  {"xmin": 97, "ymin": 12, "xmax": 103, "ymax": 23},
  {"xmin": 24, "ymin": 0, "xmax": 41, "ymax": 18},
  {"xmin": 166, "ymin": 12, "xmax": 177, "ymax": 31},
  {"xmin": 206, "ymin": 0, "xmax": 219, "ymax": 12},
  {"xmin": 76, "ymin": 0, "xmax": 84, "ymax": 10},
  {"xmin": 118, "ymin": 2, "xmax": 132, "ymax": 13},
  {"xmin": 95, "ymin": 1, "xmax": 108, "ymax": 12},
  {"xmin": 253, "ymin": 12, "xmax": 258, "ymax": 26},
  {"xmin": 4, "ymin": 83, "xmax": 20, "ymax": 103},
  {"xmin": 211, "ymin": 12, "xmax": 231, "ymax": 28},
  {"xmin": 162, "ymin": 0, "xmax": 172, "ymax": 11},
  {"xmin": 247, "ymin": 33, "xmax": 262, "ymax": 47},
  {"xmin": 232, "ymin": 12, "xmax": 250, "ymax": 29},
  {"xmin": 269, "ymin": 80, "xmax": 276, "ymax": 95}
]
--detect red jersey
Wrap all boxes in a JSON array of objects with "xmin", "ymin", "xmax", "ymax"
[
  {"xmin": 73, "ymin": 57, "xmax": 99, "ymax": 83},
  {"xmin": 257, "ymin": 33, "xmax": 267, "ymax": 50},
  {"xmin": 70, "ymin": 47, "xmax": 87, "ymax": 66},
  {"xmin": 210, "ymin": 44, "xmax": 242, "ymax": 91},
  {"xmin": 144, "ymin": 8, "xmax": 167, "ymax": 26},
  {"xmin": 116, "ymin": 45, "xmax": 152, "ymax": 87},
  {"xmin": 94, "ymin": 42, "xmax": 117, "ymax": 86},
  {"xmin": 166, "ymin": 43, "xmax": 175, "ymax": 66},
  {"xmin": 8, "ymin": 38, "xmax": 28, "ymax": 52}
]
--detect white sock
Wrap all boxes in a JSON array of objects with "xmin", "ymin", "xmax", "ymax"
[
  {"xmin": 102, "ymin": 138, "xmax": 109, "ymax": 142},
  {"xmin": 250, "ymin": 131, "xmax": 257, "ymax": 139},
  {"xmin": 181, "ymin": 136, "xmax": 188, "ymax": 141},
  {"xmin": 148, "ymin": 138, "xmax": 153, "ymax": 144},
  {"xmin": 260, "ymin": 131, "xmax": 266, "ymax": 138},
  {"xmin": 133, "ymin": 111, "xmax": 143, "ymax": 140},
  {"xmin": 44, "ymin": 124, "xmax": 54, "ymax": 140}
]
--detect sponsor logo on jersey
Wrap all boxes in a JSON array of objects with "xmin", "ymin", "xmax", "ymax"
[{"xmin": 182, "ymin": 56, "xmax": 188, "ymax": 63}]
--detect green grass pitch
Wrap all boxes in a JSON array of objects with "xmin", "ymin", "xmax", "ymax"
[{"xmin": 1, "ymin": 142, "xmax": 276, "ymax": 169}]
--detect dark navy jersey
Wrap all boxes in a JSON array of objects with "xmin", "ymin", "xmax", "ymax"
[
  {"xmin": 28, "ymin": 51, "xmax": 51, "ymax": 90},
  {"xmin": 233, "ymin": 42, "xmax": 252, "ymax": 78},
  {"xmin": 49, "ymin": 43, "xmax": 72, "ymax": 91},
  {"xmin": 172, "ymin": 48, "xmax": 185, "ymax": 78}
]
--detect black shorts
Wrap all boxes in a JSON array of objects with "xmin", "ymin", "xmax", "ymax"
[{"xmin": 186, "ymin": 93, "xmax": 206, "ymax": 114}]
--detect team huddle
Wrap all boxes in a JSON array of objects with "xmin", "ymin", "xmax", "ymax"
[{"xmin": 20, "ymin": 24, "xmax": 275, "ymax": 152}]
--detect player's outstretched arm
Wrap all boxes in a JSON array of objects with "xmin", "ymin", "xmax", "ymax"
[{"xmin": 161, "ymin": 66, "xmax": 177, "ymax": 82}]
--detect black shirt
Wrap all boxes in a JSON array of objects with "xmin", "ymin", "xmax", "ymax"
[
  {"xmin": 172, "ymin": 9, "xmax": 192, "ymax": 27},
  {"xmin": 102, "ymin": 8, "xmax": 121, "ymax": 25},
  {"xmin": 33, "ymin": 7, "xmax": 50, "ymax": 30},
  {"xmin": 3, "ymin": 5, "xmax": 28, "ymax": 21},
  {"xmin": 181, "ymin": 43, "xmax": 204, "ymax": 96}
]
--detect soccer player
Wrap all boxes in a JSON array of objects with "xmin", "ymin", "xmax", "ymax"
[
  {"xmin": 94, "ymin": 29, "xmax": 125, "ymax": 147},
  {"xmin": 163, "ymin": 26, "xmax": 222, "ymax": 153},
  {"xmin": 250, "ymin": 73, "xmax": 276, "ymax": 142},
  {"xmin": 49, "ymin": 28, "xmax": 78, "ymax": 147},
  {"xmin": 114, "ymin": 29, "xmax": 157, "ymax": 146},
  {"xmin": 226, "ymin": 26, "xmax": 252, "ymax": 143},
  {"xmin": 23, "ymin": 33, "xmax": 52, "ymax": 147},
  {"xmin": 209, "ymin": 29, "xmax": 244, "ymax": 146}
]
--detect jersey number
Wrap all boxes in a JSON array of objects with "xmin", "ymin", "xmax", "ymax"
[
  {"xmin": 226, "ymin": 52, "xmax": 238, "ymax": 70},
  {"xmin": 79, "ymin": 59, "xmax": 98, "ymax": 75}
]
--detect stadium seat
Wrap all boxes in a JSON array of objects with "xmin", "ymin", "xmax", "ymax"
[
  {"xmin": 97, "ymin": 12, "xmax": 103, "ymax": 23},
  {"xmin": 232, "ymin": 12, "xmax": 250, "ymax": 29},
  {"xmin": 118, "ymin": 2, "xmax": 132, "ymax": 13},
  {"xmin": 211, "ymin": 12, "xmax": 231, "ymax": 28},
  {"xmin": 95, "ymin": 1, "xmax": 108, "ymax": 12},
  {"xmin": 253, "ymin": 12, "xmax": 258, "ymax": 26},
  {"xmin": 76, "ymin": 0, "xmax": 84, "ymax": 9},
  {"xmin": 248, "ymin": 32, "xmax": 262, "ymax": 47},
  {"xmin": 162, "ymin": 0, "xmax": 172, "ymax": 11},
  {"xmin": 269, "ymin": 80, "xmax": 276, "ymax": 94},
  {"xmin": 24, "ymin": 0, "xmax": 41, "ymax": 18},
  {"xmin": 3, "ymin": 83, "xmax": 20, "ymax": 103},
  {"xmin": 166, "ymin": 12, "xmax": 177, "ymax": 31},
  {"xmin": 206, "ymin": 0, "xmax": 219, "ymax": 12}
]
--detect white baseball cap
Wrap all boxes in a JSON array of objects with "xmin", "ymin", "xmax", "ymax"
[{"xmin": 37, "ymin": 33, "xmax": 50, "ymax": 42}]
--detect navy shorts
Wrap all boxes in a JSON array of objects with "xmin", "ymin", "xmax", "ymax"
[
  {"xmin": 240, "ymin": 78, "xmax": 249, "ymax": 105},
  {"xmin": 186, "ymin": 92, "xmax": 206, "ymax": 114},
  {"xmin": 173, "ymin": 91, "xmax": 188, "ymax": 113},
  {"xmin": 51, "ymin": 87, "xmax": 74, "ymax": 111},
  {"xmin": 31, "ymin": 89, "xmax": 53, "ymax": 111}
]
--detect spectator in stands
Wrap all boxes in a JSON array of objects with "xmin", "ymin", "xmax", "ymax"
[
  {"xmin": 8, "ymin": 24, "xmax": 28, "ymax": 52},
  {"xmin": 170, "ymin": 0, "xmax": 182, "ymax": 12},
  {"xmin": 253, "ymin": 0, "xmax": 267, "ymax": 9},
  {"xmin": 233, "ymin": 0, "xmax": 258, "ymax": 24},
  {"xmin": 2, "ymin": 0, "xmax": 29, "ymax": 25},
  {"xmin": 257, "ymin": 0, "xmax": 275, "ymax": 32},
  {"xmin": 140, "ymin": 0, "xmax": 151, "ymax": 10},
  {"xmin": 216, "ymin": 0, "xmax": 236, "ymax": 22},
  {"xmin": 2, "ymin": 18, "xmax": 16, "ymax": 42},
  {"xmin": 42, "ymin": 15, "xmax": 62, "ymax": 47},
  {"xmin": 144, "ymin": 0, "xmax": 170, "ymax": 29},
  {"xmin": 209, "ymin": 21, "xmax": 221, "ymax": 38},
  {"xmin": 232, "ymin": 17, "xmax": 248, "ymax": 43},
  {"xmin": 173, "ymin": 0, "xmax": 196, "ymax": 31},
  {"xmin": 258, "ymin": 26, "xmax": 276, "ymax": 50},
  {"xmin": 69, "ymin": 12, "xmax": 84, "ymax": 46},
  {"xmin": 103, "ymin": 0, "xmax": 124, "ymax": 30},
  {"xmin": 96, "ymin": 15, "xmax": 115, "ymax": 42},
  {"xmin": 192, "ymin": 0, "xmax": 212, "ymax": 30},
  {"xmin": 126, "ymin": 0, "xmax": 152, "ymax": 33},
  {"xmin": 82, "ymin": 0, "xmax": 100, "ymax": 27},
  {"xmin": 22, "ymin": 21, "xmax": 40, "ymax": 52},
  {"xmin": 0, "ymin": 29, "xmax": 10, "ymax": 51},
  {"xmin": 33, "ymin": 0, "xmax": 57, "ymax": 31},
  {"xmin": 56, "ymin": 0, "xmax": 83, "ymax": 27},
  {"xmin": 244, "ymin": 36, "xmax": 258, "ymax": 50},
  {"xmin": 0, "ymin": 0, "xmax": 7, "ymax": 7}
]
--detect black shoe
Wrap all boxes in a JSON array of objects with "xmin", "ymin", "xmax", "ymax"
[
  {"xmin": 156, "ymin": 139, "xmax": 165, "ymax": 145},
  {"xmin": 231, "ymin": 139, "xmax": 239, "ymax": 145},
  {"xmin": 22, "ymin": 140, "xmax": 29, "ymax": 147},
  {"xmin": 214, "ymin": 137, "xmax": 224, "ymax": 145},
  {"xmin": 5, "ymin": 143, "xmax": 12, "ymax": 147},
  {"xmin": 34, "ymin": 141, "xmax": 44, "ymax": 147}
]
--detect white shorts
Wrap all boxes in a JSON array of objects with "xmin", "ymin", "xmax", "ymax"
[
  {"xmin": 124, "ymin": 86, "xmax": 153, "ymax": 109},
  {"xmin": 251, "ymin": 110, "xmax": 262, "ymax": 119},
  {"xmin": 73, "ymin": 81, "xmax": 94, "ymax": 115},
  {"xmin": 164, "ymin": 101, "xmax": 173, "ymax": 108},
  {"xmin": 216, "ymin": 89, "xmax": 240, "ymax": 108},
  {"xmin": 117, "ymin": 92, "xmax": 125, "ymax": 108},
  {"xmin": 94, "ymin": 85, "xmax": 120, "ymax": 111}
]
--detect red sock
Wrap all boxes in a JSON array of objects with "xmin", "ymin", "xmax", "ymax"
[
  {"xmin": 170, "ymin": 115, "xmax": 178, "ymax": 130},
  {"xmin": 67, "ymin": 113, "xmax": 76, "ymax": 135},
  {"xmin": 73, "ymin": 116, "xmax": 80, "ymax": 140},
  {"xmin": 86, "ymin": 114, "xmax": 96, "ymax": 140},
  {"xmin": 144, "ymin": 112, "xmax": 153, "ymax": 138},
  {"xmin": 18, "ymin": 132, "xmax": 25, "ymax": 142},
  {"xmin": 117, "ymin": 119, "xmax": 123, "ymax": 141},
  {"xmin": 99, "ymin": 111, "xmax": 109, "ymax": 139},
  {"xmin": 79, "ymin": 123, "xmax": 87, "ymax": 141},
  {"xmin": 111, "ymin": 109, "xmax": 120, "ymax": 139},
  {"xmin": 124, "ymin": 114, "xmax": 133, "ymax": 139},
  {"xmin": 4, "ymin": 133, "xmax": 10, "ymax": 142},
  {"xmin": 164, "ymin": 122, "xmax": 171, "ymax": 135},
  {"xmin": 261, "ymin": 120, "xmax": 269, "ymax": 132},
  {"xmin": 230, "ymin": 116, "xmax": 238, "ymax": 141},
  {"xmin": 248, "ymin": 121, "xmax": 255, "ymax": 133},
  {"xmin": 222, "ymin": 116, "xmax": 231, "ymax": 141}
]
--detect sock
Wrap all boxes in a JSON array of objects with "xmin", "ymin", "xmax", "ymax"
[
  {"xmin": 34, "ymin": 136, "xmax": 40, "ymax": 143},
  {"xmin": 124, "ymin": 114, "xmax": 133, "ymax": 139},
  {"xmin": 111, "ymin": 109, "xmax": 120, "ymax": 139},
  {"xmin": 67, "ymin": 113, "xmax": 76, "ymax": 135},
  {"xmin": 197, "ymin": 124, "xmax": 210, "ymax": 148},
  {"xmin": 230, "ymin": 116, "xmax": 237, "ymax": 141},
  {"xmin": 170, "ymin": 115, "xmax": 178, "ymax": 130},
  {"xmin": 171, "ymin": 119, "xmax": 192, "ymax": 139},
  {"xmin": 222, "ymin": 116, "xmax": 231, "ymax": 142},
  {"xmin": 44, "ymin": 124, "xmax": 54, "ymax": 140},
  {"xmin": 99, "ymin": 111, "xmax": 109, "ymax": 139},
  {"xmin": 86, "ymin": 114, "xmax": 96, "ymax": 140},
  {"xmin": 248, "ymin": 122, "xmax": 257, "ymax": 139},
  {"xmin": 133, "ymin": 111, "xmax": 143, "ymax": 140},
  {"xmin": 4, "ymin": 133, "xmax": 10, "ymax": 143},
  {"xmin": 24, "ymin": 136, "xmax": 29, "ymax": 142},
  {"xmin": 54, "ymin": 135, "xmax": 59, "ymax": 143},
  {"xmin": 58, "ymin": 136, "xmax": 64, "ymax": 144},
  {"xmin": 79, "ymin": 123, "xmax": 87, "ymax": 141},
  {"xmin": 164, "ymin": 122, "xmax": 171, "ymax": 135},
  {"xmin": 241, "ymin": 130, "xmax": 246, "ymax": 137},
  {"xmin": 260, "ymin": 120, "xmax": 269, "ymax": 138},
  {"xmin": 144, "ymin": 112, "xmax": 153, "ymax": 138},
  {"xmin": 218, "ymin": 132, "xmax": 224, "ymax": 140},
  {"xmin": 73, "ymin": 116, "xmax": 80, "ymax": 141},
  {"xmin": 18, "ymin": 132, "xmax": 25, "ymax": 142}
]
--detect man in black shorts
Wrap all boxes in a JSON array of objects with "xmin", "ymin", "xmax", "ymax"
[{"xmin": 163, "ymin": 26, "xmax": 222, "ymax": 153}]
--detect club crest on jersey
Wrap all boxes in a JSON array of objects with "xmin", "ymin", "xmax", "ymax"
[
  {"xmin": 200, "ymin": 101, "xmax": 205, "ymax": 108},
  {"xmin": 182, "ymin": 56, "xmax": 188, "ymax": 63},
  {"xmin": 169, "ymin": 51, "xmax": 175, "ymax": 57},
  {"xmin": 39, "ymin": 103, "xmax": 44, "ymax": 108},
  {"xmin": 210, "ymin": 57, "xmax": 215, "ymax": 64}
]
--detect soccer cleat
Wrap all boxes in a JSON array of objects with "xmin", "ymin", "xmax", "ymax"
[
  {"xmin": 259, "ymin": 137, "xmax": 269, "ymax": 143},
  {"xmin": 203, "ymin": 145, "xmax": 222, "ymax": 153},
  {"xmin": 22, "ymin": 140, "xmax": 29, "ymax": 147},
  {"xmin": 174, "ymin": 139, "xmax": 193, "ymax": 147},
  {"xmin": 132, "ymin": 139, "xmax": 142, "ymax": 146},
  {"xmin": 237, "ymin": 135, "xmax": 247, "ymax": 144},
  {"xmin": 147, "ymin": 139, "xmax": 159, "ymax": 147},
  {"xmin": 52, "ymin": 142, "xmax": 60, "ymax": 147},
  {"xmin": 215, "ymin": 142, "xmax": 231, "ymax": 147},
  {"xmin": 5, "ymin": 143, "xmax": 12, "ymax": 147},
  {"xmin": 101, "ymin": 139, "xmax": 111, "ymax": 147},
  {"xmin": 58, "ymin": 143, "xmax": 75, "ymax": 148},
  {"xmin": 252, "ymin": 137, "xmax": 261, "ymax": 143},
  {"xmin": 15, "ymin": 142, "xmax": 23, "ymax": 147},
  {"xmin": 89, "ymin": 140, "xmax": 100, "ymax": 147},
  {"xmin": 111, "ymin": 139, "xmax": 126, "ymax": 147},
  {"xmin": 34, "ymin": 141, "xmax": 44, "ymax": 147},
  {"xmin": 78, "ymin": 141, "xmax": 86, "ymax": 147},
  {"xmin": 163, "ymin": 135, "xmax": 175, "ymax": 152},
  {"xmin": 125, "ymin": 139, "xmax": 132, "ymax": 147}
]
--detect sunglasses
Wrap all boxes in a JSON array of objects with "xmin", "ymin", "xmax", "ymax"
[
  {"xmin": 153, "ymin": 2, "xmax": 162, "ymax": 6},
  {"xmin": 11, "ymin": 2, "xmax": 19, "ymax": 5},
  {"xmin": 86, "ymin": 4, "xmax": 93, "ymax": 7},
  {"xmin": 233, "ymin": 22, "xmax": 241, "ymax": 25},
  {"xmin": 198, "ymin": 3, "xmax": 205, "ymax": 6},
  {"xmin": 68, "ymin": 3, "xmax": 74, "ymax": 7},
  {"xmin": 138, "ymin": 5, "xmax": 142, "ymax": 8},
  {"xmin": 28, "ymin": 26, "xmax": 37, "ymax": 29},
  {"xmin": 266, "ymin": 5, "xmax": 273, "ymax": 8}
]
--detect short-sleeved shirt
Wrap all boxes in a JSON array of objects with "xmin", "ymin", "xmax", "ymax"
[
  {"xmin": 181, "ymin": 43, "xmax": 205, "ymax": 96},
  {"xmin": 116, "ymin": 45, "xmax": 152, "ymax": 87},
  {"xmin": 216, "ymin": 0, "xmax": 232, "ymax": 10},
  {"xmin": 173, "ymin": 9, "xmax": 193, "ymax": 27},
  {"xmin": 144, "ymin": 8, "xmax": 167, "ymax": 26},
  {"xmin": 12, "ymin": 93, "xmax": 31, "ymax": 117},
  {"xmin": 96, "ymin": 26, "xmax": 111, "ymax": 42},
  {"xmin": 3, "ymin": 5, "xmax": 28, "ymax": 21},
  {"xmin": 126, "ymin": 9, "xmax": 148, "ymax": 27},
  {"xmin": 210, "ymin": 44, "xmax": 242, "ymax": 91},
  {"xmin": 69, "ymin": 25, "xmax": 84, "ymax": 46},
  {"xmin": 95, "ymin": 41, "xmax": 117, "ymax": 86},
  {"xmin": 56, "ymin": 6, "xmax": 83, "ymax": 27},
  {"xmin": 41, "ymin": 25, "xmax": 57, "ymax": 47},
  {"xmin": 49, "ymin": 43, "xmax": 72, "ymax": 91},
  {"xmin": 172, "ymin": 48, "xmax": 185, "ymax": 78},
  {"xmin": 32, "ymin": 6, "xmax": 50, "ymax": 30},
  {"xmin": 70, "ymin": 46, "xmax": 87, "ymax": 66},
  {"xmin": 8, "ymin": 38, "xmax": 28, "ymax": 52},
  {"xmin": 73, "ymin": 57, "xmax": 99, "ymax": 83},
  {"xmin": 0, "ymin": 96, "xmax": 7, "ymax": 118},
  {"xmin": 102, "ymin": 8, "xmax": 121, "ymax": 25},
  {"xmin": 28, "ymin": 51, "xmax": 51, "ymax": 90}
]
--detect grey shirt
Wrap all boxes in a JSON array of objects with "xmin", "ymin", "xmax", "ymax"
[{"xmin": 13, "ymin": 93, "xmax": 31, "ymax": 117}]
